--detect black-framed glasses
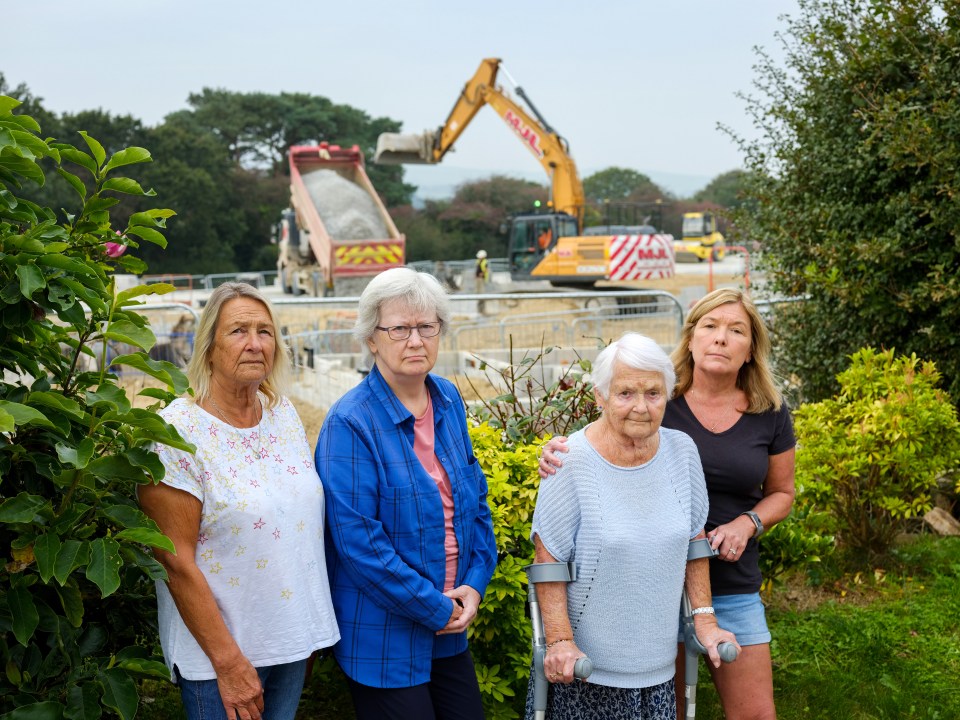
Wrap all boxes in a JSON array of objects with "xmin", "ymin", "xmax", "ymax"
[{"xmin": 375, "ymin": 321, "xmax": 442, "ymax": 341}]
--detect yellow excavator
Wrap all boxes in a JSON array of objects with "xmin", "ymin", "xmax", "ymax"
[{"xmin": 375, "ymin": 58, "xmax": 674, "ymax": 286}]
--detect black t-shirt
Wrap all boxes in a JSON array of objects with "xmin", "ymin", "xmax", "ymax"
[{"xmin": 663, "ymin": 396, "xmax": 795, "ymax": 595}]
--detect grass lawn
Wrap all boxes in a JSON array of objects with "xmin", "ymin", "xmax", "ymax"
[{"xmin": 139, "ymin": 534, "xmax": 960, "ymax": 719}]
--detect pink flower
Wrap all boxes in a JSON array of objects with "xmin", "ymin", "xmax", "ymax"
[{"xmin": 104, "ymin": 241, "xmax": 127, "ymax": 258}]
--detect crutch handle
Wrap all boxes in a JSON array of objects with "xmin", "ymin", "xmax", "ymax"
[
  {"xmin": 718, "ymin": 642, "xmax": 739, "ymax": 663},
  {"xmin": 574, "ymin": 656, "xmax": 593, "ymax": 679}
]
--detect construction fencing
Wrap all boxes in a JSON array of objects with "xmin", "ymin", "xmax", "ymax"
[
  {"xmin": 129, "ymin": 290, "xmax": 684, "ymax": 412},
  {"xmin": 126, "ymin": 292, "xmax": 803, "ymax": 415}
]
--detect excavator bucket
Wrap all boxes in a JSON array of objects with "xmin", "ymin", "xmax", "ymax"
[{"xmin": 374, "ymin": 130, "xmax": 438, "ymax": 164}]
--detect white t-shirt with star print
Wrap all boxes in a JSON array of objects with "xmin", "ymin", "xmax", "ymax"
[{"xmin": 153, "ymin": 396, "xmax": 339, "ymax": 680}]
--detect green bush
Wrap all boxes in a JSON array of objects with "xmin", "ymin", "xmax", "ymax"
[
  {"xmin": 794, "ymin": 347, "xmax": 960, "ymax": 566},
  {"xmin": 0, "ymin": 96, "xmax": 190, "ymax": 718},
  {"xmin": 468, "ymin": 423, "xmax": 542, "ymax": 719},
  {"xmin": 757, "ymin": 499, "xmax": 835, "ymax": 592}
]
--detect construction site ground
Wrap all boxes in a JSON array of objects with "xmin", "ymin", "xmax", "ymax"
[{"xmin": 127, "ymin": 257, "xmax": 749, "ymax": 441}]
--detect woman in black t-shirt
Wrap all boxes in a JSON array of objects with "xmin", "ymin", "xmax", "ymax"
[{"xmin": 540, "ymin": 288, "xmax": 796, "ymax": 720}]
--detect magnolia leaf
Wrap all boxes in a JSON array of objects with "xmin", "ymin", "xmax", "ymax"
[
  {"xmin": 86, "ymin": 455, "xmax": 149, "ymax": 482},
  {"xmin": 27, "ymin": 391, "xmax": 85, "ymax": 422},
  {"xmin": 120, "ymin": 544, "xmax": 167, "ymax": 582},
  {"xmin": 0, "ymin": 400, "xmax": 55, "ymax": 432},
  {"xmin": 0, "ymin": 96, "xmax": 21, "ymax": 114},
  {"xmin": 86, "ymin": 537, "xmax": 122, "ymax": 597},
  {"xmin": 65, "ymin": 682, "xmax": 100, "ymax": 720},
  {"xmin": 55, "ymin": 582, "xmax": 84, "ymax": 628},
  {"xmin": 83, "ymin": 195, "xmax": 119, "ymax": 214},
  {"xmin": 98, "ymin": 667, "xmax": 139, "ymax": 720},
  {"xmin": 10, "ymin": 129, "xmax": 50, "ymax": 158},
  {"xmin": 114, "ymin": 527, "xmax": 175, "ymax": 554},
  {"xmin": 8, "ymin": 586, "xmax": 39, "ymax": 646},
  {"xmin": 85, "ymin": 384, "xmax": 131, "ymax": 414},
  {"xmin": 34, "ymin": 533, "xmax": 62, "ymax": 583},
  {"xmin": 103, "ymin": 146, "xmax": 151, "ymax": 175},
  {"xmin": 56, "ymin": 146, "xmax": 98, "ymax": 176},
  {"xmin": 0, "ymin": 492, "xmax": 47, "ymax": 523},
  {"xmin": 0, "ymin": 701, "xmax": 65, "ymax": 720},
  {"xmin": 56, "ymin": 438, "xmax": 95, "ymax": 469},
  {"xmin": 37, "ymin": 253, "xmax": 98, "ymax": 277},
  {"xmin": 103, "ymin": 320, "xmax": 156, "ymax": 351},
  {"xmin": 103, "ymin": 504, "xmax": 161, "ymax": 530},
  {"xmin": 125, "ymin": 446, "xmax": 166, "ymax": 479},
  {"xmin": 0, "ymin": 408, "xmax": 12, "ymax": 433},
  {"xmin": 123, "ymin": 225, "xmax": 167, "ymax": 248},
  {"xmin": 78, "ymin": 130, "xmax": 106, "ymax": 167},
  {"xmin": 54, "ymin": 540, "xmax": 91, "ymax": 585},
  {"xmin": 137, "ymin": 387, "xmax": 175, "ymax": 402},
  {"xmin": 102, "ymin": 177, "xmax": 154, "ymax": 196},
  {"xmin": 115, "ymin": 657, "xmax": 170, "ymax": 681},
  {"xmin": 16, "ymin": 263, "xmax": 46, "ymax": 298},
  {"xmin": 115, "ymin": 282, "xmax": 175, "ymax": 304},
  {"xmin": 109, "ymin": 354, "xmax": 189, "ymax": 395},
  {"xmin": 56, "ymin": 166, "xmax": 87, "ymax": 201},
  {"xmin": 128, "ymin": 207, "xmax": 176, "ymax": 226},
  {"xmin": 0, "ymin": 153, "xmax": 45, "ymax": 186}
]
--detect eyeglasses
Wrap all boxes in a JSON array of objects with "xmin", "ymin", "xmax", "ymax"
[{"xmin": 374, "ymin": 321, "xmax": 442, "ymax": 341}]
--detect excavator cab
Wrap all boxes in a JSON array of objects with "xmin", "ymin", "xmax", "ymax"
[{"xmin": 508, "ymin": 213, "xmax": 578, "ymax": 280}]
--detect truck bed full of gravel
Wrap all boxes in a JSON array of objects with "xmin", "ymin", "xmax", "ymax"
[{"xmin": 302, "ymin": 169, "xmax": 390, "ymax": 240}]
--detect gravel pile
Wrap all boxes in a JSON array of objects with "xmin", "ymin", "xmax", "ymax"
[{"xmin": 302, "ymin": 169, "xmax": 390, "ymax": 240}]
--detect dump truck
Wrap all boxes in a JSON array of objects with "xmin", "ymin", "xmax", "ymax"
[
  {"xmin": 375, "ymin": 58, "xmax": 674, "ymax": 287},
  {"xmin": 276, "ymin": 143, "xmax": 405, "ymax": 296}
]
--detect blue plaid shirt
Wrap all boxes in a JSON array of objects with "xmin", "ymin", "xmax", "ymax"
[{"xmin": 315, "ymin": 365, "xmax": 497, "ymax": 688}]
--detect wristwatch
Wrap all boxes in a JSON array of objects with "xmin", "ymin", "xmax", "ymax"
[{"xmin": 740, "ymin": 511, "xmax": 765, "ymax": 538}]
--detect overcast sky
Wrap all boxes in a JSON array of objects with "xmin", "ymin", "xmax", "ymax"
[{"xmin": 5, "ymin": 1, "xmax": 798, "ymax": 197}]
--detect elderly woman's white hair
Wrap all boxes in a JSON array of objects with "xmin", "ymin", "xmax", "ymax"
[
  {"xmin": 590, "ymin": 332, "xmax": 676, "ymax": 399},
  {"xmin": 355, "ymin": 267, "xmax": 451, "ymax": 367}
]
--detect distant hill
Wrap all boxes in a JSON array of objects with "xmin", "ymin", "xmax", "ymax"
[{"xmin": 403, "ymin": 165, "xmax": 715, "ymax": 206}]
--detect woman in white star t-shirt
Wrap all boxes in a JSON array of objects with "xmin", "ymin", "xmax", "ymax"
[{"xmin": 139, "ymin": 283, "xmax": 339, "ymax": 720}]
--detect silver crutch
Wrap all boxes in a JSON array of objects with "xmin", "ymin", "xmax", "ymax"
[
  {"xmin": 524, "ymin": 561, "xmax": 594, "ymax": 720},
  {"xmin": 682, "ymin": 537, "xmax": 739, "ymax": 719}
]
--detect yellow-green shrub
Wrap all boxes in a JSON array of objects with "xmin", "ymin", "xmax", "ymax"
[
  {"xmin": 468, "ymin": 423, "xmax": 543, "ymax": 720},
  {"xmin": 794, "ymin": 347, "xmax": 960, "ymax": 565}
]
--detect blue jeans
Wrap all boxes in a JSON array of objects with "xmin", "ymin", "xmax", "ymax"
[{"xmin": 177, "ymin": 658, "xmax": 308, "ymax": 720}]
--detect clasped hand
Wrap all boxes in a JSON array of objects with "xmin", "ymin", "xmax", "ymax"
[{"xmin": 437, "ymin": 585, "xmax": 481, "ymax": 635}]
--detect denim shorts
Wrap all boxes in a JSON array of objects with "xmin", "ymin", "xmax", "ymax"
[
  {"xmin": 176, "ymin": 657, "xmax": 308, "ymax": 720},
  {"xmin": 679, "ymin": 592, "xmax": 771, "ymax": 646}
]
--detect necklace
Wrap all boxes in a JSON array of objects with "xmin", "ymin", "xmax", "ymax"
[
  {"xmin": 688, "ymin": 394, "xmax": 739, "ymax": 434},
  {"xmin": 209, "ymin": 396, "xmax": 264, "ymax": 457}
]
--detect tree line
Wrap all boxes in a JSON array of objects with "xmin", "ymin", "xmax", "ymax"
[{"xmin": 0, "ymin": 74, "xmax": 746, "ymax": 273}]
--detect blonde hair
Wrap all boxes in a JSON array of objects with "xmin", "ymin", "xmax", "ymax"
[
  {"xmin": 671, "ymin": 288, "xmax": 782, "ymax": 413},
  {"xmin": 186, "ymin": 282, "xmax": 290, "ymax": 408}
]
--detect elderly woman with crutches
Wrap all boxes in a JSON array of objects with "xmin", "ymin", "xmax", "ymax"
[{"xmin": 524, "ymin": 333, "xmax": 738, "ymax": 720}]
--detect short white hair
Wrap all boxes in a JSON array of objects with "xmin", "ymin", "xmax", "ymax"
[
  {"xmin": 354, "ymin": 268, "xmax": 451, "ymax": 367},
  {"xmin": 591, "ymin": 333, "xmax": 676, "ymax": 399}
]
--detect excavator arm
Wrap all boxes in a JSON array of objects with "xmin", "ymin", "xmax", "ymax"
[{"xmin": 375, "ymin": 57, "xmax": 585, "ymax": 228}]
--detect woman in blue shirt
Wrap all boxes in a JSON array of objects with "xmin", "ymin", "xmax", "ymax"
[{"xmin": 315, "ymin": 268, "xmax": 497, "ymax": 720}]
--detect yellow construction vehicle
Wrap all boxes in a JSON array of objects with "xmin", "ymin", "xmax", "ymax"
[
  {"xmin": 375, "ymin": 58, "xmax": 673, "ymax": 286},
  {"xmin": 675, "ymin": 211, "xmax": 725, "ymax": 262}
]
